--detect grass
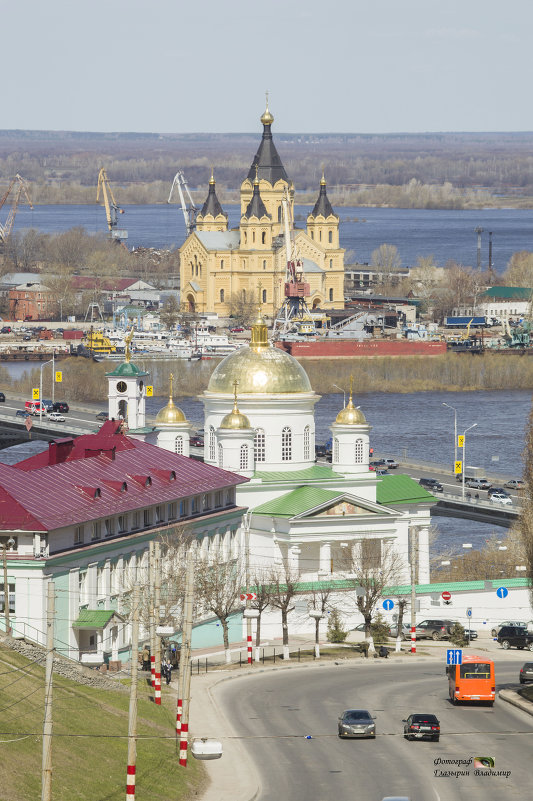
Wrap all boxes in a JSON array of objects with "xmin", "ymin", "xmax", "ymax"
[{"xmin": 0, "ymin": 644, "xmax": 206, "ymax": 801}]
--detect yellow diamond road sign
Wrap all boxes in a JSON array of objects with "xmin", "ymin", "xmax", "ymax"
[
  {"xmin": 146, "ymin": 385, "xmax": 153, "ymax": 397},
  {"xmin": 458, "ymin": 435, "xmax": 465, "ymax": 448},
  {"xmin": 454, "ymin": 460, "xmax": 463, "ymax": 474},
  {"xmin": 32, "ymin": 387, "xmax": 39, "ymax": 400},
  {"xmin": 55, "ymin": 371, "xmax": 62, "ymax": 383}
]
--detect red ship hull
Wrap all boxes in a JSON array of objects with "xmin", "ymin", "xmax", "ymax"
[{"xmin": 275, "ymin": 338, "xmax": 447, "ymax": 358}]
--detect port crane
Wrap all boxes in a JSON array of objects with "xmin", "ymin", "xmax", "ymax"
[
  {"xmin": 96, "ymin": 168, "xmax": 127, "ymax": 242},
  {"xmin": 272, "ymin": 188, "xmax": 312, "ymax": 337},
  {"xmin": 168, "ymin": 170, "xmax": 198, "ymax": 236},
  {"xmin": 0, "ymin": 174, "xmax": 33, "ymax": 244}
]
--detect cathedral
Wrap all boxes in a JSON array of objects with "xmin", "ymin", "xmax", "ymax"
[{"xmin": 178, "ymin": 103, "xmax": 345, "ymax": 318}]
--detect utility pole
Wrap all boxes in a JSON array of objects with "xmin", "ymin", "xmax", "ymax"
[
  {"xmin": 41, "ymin": 581, "xmax": 55, "ymax": 801},
  {"xmin": 409, "ymin": 527, "xmax": 417, "ymax": 655},
  {"xmin": 179, "ymin": 549, "xmax": 194, "ymax": 767},
  {"xmin": 244, "ymin": 512, "xmax": 253, "ymax": 665},
  {"xmin": 474, "ymin": 227, "xmax": 483, "ymax": 271},
  {"xmin": 154, "ymin": 540, "xmax": 161, "ymax": 705},
  {"xmin": 126, "ymin": 583, "xmax": 140, "ymax": 801},
  {"xmin": 149, "ymin": 541, "xmax": 156, "ymax": 691},
  {"xmin": 3, "ymin": 543, "xmax": 12, "ymax": 635}
]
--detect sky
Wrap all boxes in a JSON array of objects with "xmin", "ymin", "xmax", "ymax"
[{"xmin": 3, "ymin": 0, "xmax": 533, "ymax": 134}]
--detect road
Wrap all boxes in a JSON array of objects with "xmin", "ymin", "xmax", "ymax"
[{"xmin": 215, "ymin": 658, "xmax": 533, "ymax": 801}]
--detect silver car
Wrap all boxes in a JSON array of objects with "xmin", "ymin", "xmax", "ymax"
[{"xmin": 338, "ymin": 709, "xmax": 376, "ymax": 738}]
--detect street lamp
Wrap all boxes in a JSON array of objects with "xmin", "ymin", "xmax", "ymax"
[
  {"xmin": 474, "ymin": 227, "xmax": 484, "ymax": 270},
  {"xmin": 39, "ymin": 358, "xmax": 55, "ymax": 424},
  {"xmin": 333, "ymin": 384, "xmax": 346, "ymax": 407},
  {"xmin": 461, "ymin": 423, "xmax": 478, "ymax": 500},
  {"xmin": 2, "ymin": 536, "xmax": 15, "ymax": 635},
  {"xmin": 442, "ymin": 402, "xmax": 458, "ymax": 469}
]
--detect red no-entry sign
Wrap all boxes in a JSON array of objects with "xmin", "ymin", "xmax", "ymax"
[{"xmin": 441, "ymin": 591, "xmax": 452, "ymax": 602}]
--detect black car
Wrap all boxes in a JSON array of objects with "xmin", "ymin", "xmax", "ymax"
[
  {"xmin": 53, "ymin": 401, "xmax": 69, "ymax": 413},
  {"xmin": 496, "ymin": 626, "xmax": 533, "ymax": 651},
  {"xmin": 487, "ymin": 486, "xmax": 510, "ymax": 498},
  {"xmin": 0, "ymin": 391, "xmax": 5, "ymax": 402},
  {"xmin": 338, "ymin": 709, "xmax": 376, "ymax": 739},
  {"xmin": 418, "ymin": 478, "xmax": 443, "ymax": 492},
  {"xmin": 403, "ymin": 713, "xmax": 440, "ymax": 742},
  {"xmin": 16, "ymin": 409, "xmax": 31, "ymax": 418},
  {"xmin": 519, "ymin": 662, "xmax": 533, "ymax": 683},
  {"xmin": 95, "ymin": 411, "xmax": 109, "ymax": 422},
  {"xmin": 1, "ymin": 326, "xmax": 11, "ymax": 334}
]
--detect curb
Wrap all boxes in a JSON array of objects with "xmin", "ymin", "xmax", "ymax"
[{"xmin": 498, "ymin": 688, "xmax": 533, "ymax": 716}]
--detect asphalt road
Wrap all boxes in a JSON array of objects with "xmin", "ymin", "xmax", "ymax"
[{"xmin": 215, "ymin": 658, "xmax": 533, "ymax": 801}]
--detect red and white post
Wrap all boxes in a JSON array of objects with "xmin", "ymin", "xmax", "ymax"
[
  {"xmin": 150, "ymin": 654, "xmax": 155, "ymax": 689},
  {"xmin": 410, "ymin": 627, "xmax": 416, "ymax": 654},
  {"xmin": 176, "ymin": 696, "xmax": 182, "ymax": 735},
  {"xmin": 247, "ymin": 633, "xmax": 253, "ymax": 665},
  {"xmin": 179, "ymin": 721, "xmax": 189, "ymax": 767},
  {"xmin": 154, "ymin": 670, "xmax": 161, "ymax": 705},
  {"xmin": 126, "ymin": 765, "xmax": 136, "ymax": 801},
  {"xmin": 126, "ymin": 584, "xmax": 140, "ymax": 801}
]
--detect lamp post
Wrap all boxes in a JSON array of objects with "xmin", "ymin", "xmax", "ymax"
[
  {"xmin": 333, "ymin": 384, "xmax": 346, "ymax": 407},
  {"xmin": 39, "ymin": 359, "xmax": 54, "ymax": 424},
  {"xmin": 474, "ymin": 227, "xmax": 484, "ymax": 270},
  {"xmin": 461, "ymin": 423, "xmax": 478, "ymax": 500},
  {"xmin": 442, "ymin": 402, "xmax": 458, "ymax": 469},
  {"xmin": 3, "ymin": 537, "xmax": 15, "ymax": 635}
]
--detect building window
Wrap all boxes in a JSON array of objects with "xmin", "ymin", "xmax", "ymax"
[
  {"xmin": 104, "ymin": 518, "xmax": 114, "ymax": 537},
  {"xmin": 220, "ymin": 259, "xmax": 224, "ymax": 269},
  {"xmin": 168, "ymin": 502, "xmax": 177, "ymax": 520},
  {"xmin": 209, "ymin": 426, "xmax": 216, "ymax": 461},
  {"xmin": 225, "ymin": 488, "xmax": 234, "ymax": 505},
  {"xmin": 0, "ymin": 582, "xmax": 15, "ymax": 614},
  {"xmin": 355, "ymin": 438, "xmax": 363, "ymax": 463},
  {"xmin": 131, "ymin": 511, "xmax": 140, "ymax": 530},
  {"xmin": 262, "ymin": 289, "xmax": 267, "ymax": 303},
  {"xmin": 191, "ymin": 496, "xmax": 199, "ymax": 514},
  {"xmin": 143, "ymin": 509, "xmax": 151, "ymax": 528},
  {"xmin": 319, "ymin": 230, "xmax": 322, "ymax": 241},
  {"xmin": 333, "ymin": 437, "xmax": 339, "ymax": 463},
  {"xmin": 74, "ymin": 526, "xmax": 84, "ymax": 545},
  {"xmin": 282, "ymin": 427, "xmax": 292, "ymax": 461},
  {"xmin": 218, "ymin": 443, "xmax": 223, "ymax": 468},
  {"xmin": 91, "ymin": 521, "xmax": 101, "ymax": 541},
  {"xmin": 242, "ymin": 288, "xmax": 246, "ymax": 301},
  {"xmin": 174, "ymin": 436, "xmax": 183, "ymax": 454},
  {"xmin": 263, "ymin": 259, "xmax": 266, "ymax": 270},
  {"xmin": 252, "ymin": 230, "xmax": 256, "ymax": 243},
  {"xmin": 328, "ymin": 230, "xmax": 333, "ymax": 243},
  {"xmin": 262, "ymin": 231, "xmax": 266, "ymax": 244},
  {"xmin": 215, "ymin": 491, "xmax": 222, "ymax": 508},
  {"xmin": 179, "ymin": 499, "xmax": 188, "ymax": 517},
  {"xmin": 254, "ymin": 429, "xmax": 265, "ymax": 462},
  {"xmin": 220, "ymin": 288, "xmax": 224, "ymax": 303},
  {"xmin": 202, "ymin": 494, "xmax": 210, "ymax": 510},
  {"xmin": 329, "ymin": 288, "xmax": 333, "ymax": 301},
  {"xmin": 310, "ymin": 230, "xmax": 314, "ymax": 240},
  {"xmin": 303, "ymin": 425, "xmax": 310, "ymax": 460},
  {"xmin": 155, "ymin": 505, "xmax": 164, "ymax": 523},
  {"xmin": 244, "ymin": 231, "xmax": 247, "ymax": 244},
  {"xmin": 240, "ymin": 444, "xmax": 248, "ymax": 470},
  {"xmin": 118, "ymin": 515, "xmax": 126, "ymax": 533},
  {"xmin": 329, "ymin": 259, "xmax": 333, "ymax": 269}
]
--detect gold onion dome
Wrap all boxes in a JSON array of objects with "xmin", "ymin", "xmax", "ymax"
[
  {"xmin": 335, "ymin": 378, "xmax": 366, "ymax": 425},
  {"xmin": 155, "ymin": 374, "xmax": 186, "ymax": 425},
  {"xmin": 261, "ymin": 96, "xmax": 274, "ymax": 126},
  {"xmin": 207, "ymin": 303, "xmax": 311, "ymax": 395},
  {"xmin": 220, "ymin": 382, "xmax": 251, "ymax": 430}
]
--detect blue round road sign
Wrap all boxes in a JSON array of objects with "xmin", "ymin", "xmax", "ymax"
[
  {"xmin": 496, "ymin": 586, "xmax": 508, "ymax": 599},
  {"xmin": 382, "ymin": 599, "xmax": 394, "ymax": 611}
]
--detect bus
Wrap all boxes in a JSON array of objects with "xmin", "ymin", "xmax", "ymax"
[{"xmin": 447, "ymin": 655, "xmax": 495, "ymax": 705}]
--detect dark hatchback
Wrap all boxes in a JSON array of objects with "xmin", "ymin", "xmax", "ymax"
[
  {"xmin": 418, "ymin": 478, "xmax": 443, "ymax": 492},
  {"xmin": 519, "ymin": 663, "xmax": 533, "ymax": 683},
  {"xmin": 53, "ymin": 401, "xmax": 69, "ymax": 413},
  {"xmin": 403, "ymin": 713, "xmax": 440, "ymax": 742},
  {"xmin": 497, "ymin": 626, "xmax": 533, "ymax": 651}
]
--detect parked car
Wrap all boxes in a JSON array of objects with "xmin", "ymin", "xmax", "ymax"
[
  {"xmin": 338, "ymin": 709, "xmax": 376, "ymax": 739},
  {"xmin": 95, "ymin": 411, "xmax": 109, "ymax": 422},
  {"xmin": 456, "ymin": 473, "xmax": 475, "ymax": 483},
  {"xmin": 229, "ymin": 326, "xmax": 244, "ymax": 333},
  {"xmin": 496, "ymin": 625, "xmax": 533, "ymax": 650},
  {"xmin": 415, "ymin": 619, "xmax": 454, "ymax": 640},
  {"xmin": 519, "ymin": 662, "xmax": 533, "ymax": 683},
  {"xmin": 388, "ymin": 622, "xmax": 411, "ymax": 640},
  {"xmin": 418, "ymin": 478, "xmax": 443, "ymax": 492},
  {"xmin": 1, "ymin": 326, "xmax": 12, "ymax": 333},
  {"xmin": 465, "ymin": 478, "xmax": 492, "ymax": 490},
  {"xmin": 15, "ymin": 409, "xmax": 31, "ymax": 418},
  {"xmin": 41, "ymin": 399, "xmax": 54, "ymax": 413},
  {"xmin": 315, "ymin": 444, "xmax": 328, "ymax": 458},
  {"xmin": 489, "ymin": 493, "xmax": 512, "ymax": 506},
  {"xmin": 0, "ymin": 391, "xmax": 5, "ymax": 402},
  {"xmin": 384, "ymin": 458, "xmax": 399, "ymax": 469},
  {"xmin": 47, "ymin": 412, "xmax": 65, "ymax": 422},
  {"xmin": 190, "ymin": 435, "xmax": 204, "ymax": 447},
  {"xmin": 487, "ymin": 487, "xmax": 510, "ymax": 498},
  {"xmin": 504, "ymin": 479, "xmax": 525, "ymax": 491},
  {"xmin": 370, "ymin": 459, "xmax": 387, "ymax": 468},
  {"xmin": 491, "ymin": 621, "xmax": 528, "ymax": 637},
  {"xmin": 375, "ymin": 469, "xmax": 390, "ymax": 476},
  {"xmin": 53, "ymin": 401, "xmax": 69, "ymax": 413},
  {"xmin": 403, "ymin": 713, "xmax": 440, "ymax": 742}
]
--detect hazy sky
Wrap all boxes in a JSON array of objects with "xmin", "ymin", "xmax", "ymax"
[{"xmin": 3, "ymin": 0, "xmax": 532, "ymax": 133}]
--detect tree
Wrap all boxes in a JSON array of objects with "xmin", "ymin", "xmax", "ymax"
[
  {"xmin": 503, "ymin": 251, "xmax": 533, "ymax": 287},
  {"xmin": 448, "ymin": 622, "xmax": 468, "ymax": 648},
  {"xmin": 326, "ymin": 608, "xmax": 347, "ymax": 644},
  {"xmin": 195, "ymin": 558, "xmax": 245, "ymax": 664},
  {"xmin": 371, "ymin": 244, "xmax": 402, "ymax": 273},
  {"xmin": 267, "ymin": 563, "xmax": 300, "ymax": 660},
  {"xmin": 227, "ymin": 291, "xmax": 257, "ymax": 327},
  {"xmin": 308, "ymin": 586, "xmax": 333, "ymax": 657},
  {"xmin": 249, "ymin": 568, "xmax": 275, "ymax": 661},
  {"xmin": 520, "ymin": 400, "xmax": 533, "ymax": 608},
  {"xmin": 160, "ymin": 295, "xmax": 180, "ymax": 330},
  {"xmin": 340, "ymin": 539, "xmax": 404, "ymax": 653}
]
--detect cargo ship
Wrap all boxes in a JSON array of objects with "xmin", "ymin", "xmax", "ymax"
[{"xmin": 275, "ymin": 338, "xmax": 447, "ymax": 358}]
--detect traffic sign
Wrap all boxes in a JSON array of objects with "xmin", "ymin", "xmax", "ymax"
[
  {"xmin": 466, "ymin": 607, "xmax": 472, "ymax": 617},
  {"xmin": 146, "ymin": 385, "xmax": 153, "ymax": 396},
  {"xmin": 441, "ymin": 591, "xmax": 452, "ymax": 602},
  {"xmin": 55, "ymin": 371, "xmax": 62, "ymax": 383},
  {"xmin": 240, "ymin": 593, "xmax": 257, "ymax": 601},
  {"xmin": 382, "ymin": 599, "xmax": 394, "ymax": 611},
  {"xmin": 496, "ymin": 586, "xmax": 508, "ymax": 599},
  {"xmin": 32, "ymin": 387, "xmax": 39, "ymax": 400},
  {"xmin": 454, "ymin": 460, "xmax": 462, "ymax": 474},
  {"xmin": 25, "ymin": 417, "xmax": 32, "ymax": 432},
  {"xmin": 447, "ymin": 649, "xmax": 462, "ymax": 665},
  {"xmin": 458, "ymin": 435, "xmax": 465, "ymax": 448}
]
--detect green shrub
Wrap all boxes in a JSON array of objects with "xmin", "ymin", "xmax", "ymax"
[
  {"xmin": 369, "ymin": 612, "xmax": 390, "ymax": 645},
  {"xmin": 327, "ymin": 608, "xmax": 348, "ymax": 643},
  {"xmin": 448, "ymin": 622, "xmax": 468, "ymax": 647}
]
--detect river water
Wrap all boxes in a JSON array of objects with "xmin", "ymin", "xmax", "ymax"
[{"xmin": 12, "ymin": 203, "xmax": 533, "ymax": 271}]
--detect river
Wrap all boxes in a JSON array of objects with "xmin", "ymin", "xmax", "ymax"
[{"xmin": 12, "ymin": 203, "xmax": 533, "ymax": 271}]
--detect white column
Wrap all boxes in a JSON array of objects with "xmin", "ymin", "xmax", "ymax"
[
  {"xmin": 319, "ymin": 542, "xmax": 331, "ymax": 576},
  {"xmin": 289, "ymin": 544, "xmax": 301, "ymax": 574},
  {"xmin": 418, "ymin": 526, "xmax": 430, "ymax": 584}
]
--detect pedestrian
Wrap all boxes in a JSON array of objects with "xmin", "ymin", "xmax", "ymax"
[
  {"xmin": 142, "ymin": 646, "xmax": 150, "ymax": 672},
  {"xmin": 164, "ymin": 658, "xmax": 172, "ymax": 685}
]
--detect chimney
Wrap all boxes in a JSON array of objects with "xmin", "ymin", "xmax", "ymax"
[{"xmin": 48, "ymin": 439, "xmax": 74, "ymax": 465}]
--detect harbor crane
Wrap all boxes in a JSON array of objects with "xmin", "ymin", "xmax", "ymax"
[
  {"xmin": 96, "ymin": 168, "xmax": 127, "ymax": 242},
  {"xmin": 168, "ymin": 170, "xmax": 198, "ymax": 236},
  {"xmin": 272, "ymin": 188, "xmax": 312, "ymax": 337},
  {"xmin": 0, "ymin": 174, "xmax": 33, "ymax": 244}
]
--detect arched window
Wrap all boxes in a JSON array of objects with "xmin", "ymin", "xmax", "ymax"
[
  {"xmin": 240, "ymin": 444, "xmax": 248, "ymax": 470},
  {"xmin": 218, "ymin": 443, "xmax": 223, "ymax": 468},
  {"xmin": 220, "ymin": 288, "xmax": 224, "ymax": 303},
  {"xmin": 329, "ymin": 288, "xmax": 334, "ymax": 301},
  {"xmin": 262, "ymin": 289, "xmax": 267, "ymax": 303},
  {"xmin": 355, "ymin": 438, "xmax": 363, "ymax": 463},
  {"xmin": 310, "ymin": 230, "xmax": 314, "ymax": 240},
  {"xmin": 174, "ymin": 436, "xmax": 183, "ymax": 455},
  {"xmin": 118, "ymin": 399, "xmax": 127, "ymax": 419},
  {"xmin": 328, "ymin": 230, "xmax": 333, "ymax": 243},
  {"xmin": 242, "ymin": 288, "xmax": 246, "ymax": 302},
  {"xmin": 329, "ymin": 259, "xmax": 333, "ymax": 269},
  {"xmin": 282, "ymin": 427, "xmax": 292, "ymax": 461},
  {"xmin": 209, "ymin": 426, "xmax": 216, "ymax": 461},
  {"xmin": 262, "ymin": 231, "xmax": 266, "ymax": 244},
  {"xmin": 220, "ymin": 259, "xmax": 224, "ymax": 269},
  {"xmin": 303, "ymin": 425, "xmax": 310, "ymax": 460},
  {"xmin": 263, "ymin": 259, "xmax": 267, "ymax": 270},
  {"xmin": 252, "ymin": 230, "xmax": 256, "ymax": 243},
  {"xmin": 190, "ymin": 262, "xmax": 194, "ymax": 276},
  {"xmin": 319, "ymin": 230, "xmax": 322, "ymax": 241},
  {"xmin": 333, "ymin": 437, "xmax": 339, "ymax": 463},
  {"xmin": 244, "ymin": 231, "xmax": 247, "ymax": 244},
  {"xmin": 254, "ymin": 429, "xmax": 265, "ymax": 462}
]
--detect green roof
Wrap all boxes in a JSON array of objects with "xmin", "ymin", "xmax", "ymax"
[
  {"xmin": 253, "ymin": 486, "xmax": 343, "ymax": 517},
  {"xmin": 481, "ymin": 286, "xmax": 532, "ymax": 300},
  {"xmin": 376, "ymin": 474, "xmax": 436, "ymax": 505},
  {"xmin": 292, "ymin": 576, "xmax": 530, "ymax": 594},
  {"xmin": 72, "ymin": 610, "xmax": 116, "ymax": 628},
  {"xmin": 106, "ymin": 360, "xmax": 149, "ymax": 378},
  {"xmin": 254, "ymin": 465, "xmax": 342, "ymax": 483}
]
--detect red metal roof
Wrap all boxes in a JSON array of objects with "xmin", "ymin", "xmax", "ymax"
[
  {"xmin": 70, "ymin": 277, "xmax": 138, "ymax": 291},
  {"xmin": 0, "ymin": 428, "xmax": 247, "ymax": 532}
]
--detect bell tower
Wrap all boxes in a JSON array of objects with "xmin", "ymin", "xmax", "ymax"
[{"xmin": 106, "ymin": 331, "xmax": 149, "ymax": 430}]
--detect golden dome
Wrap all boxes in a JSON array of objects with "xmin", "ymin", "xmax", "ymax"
[
  {"xmin": 220, "ymin": 383, "xmax": 251, "ymax": 430},
  {"xmin": 208, "ymin": 307, "xmax": 311, "ymax": 395},
  {"xmin": 335, "ymin": 377, "xmax": 366, "ymax": 425},
  {"xmin": 261, "ymin": 94, "xmax": 274, "ymax": 126},
  {"xmin": 155, "ymin": 374, "xmax": 187, "ymax": 425}
]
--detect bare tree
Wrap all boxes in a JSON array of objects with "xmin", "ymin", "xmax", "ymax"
[
  {"xmin": 249, "ymin": 568, "xmax": 275, "ymax": 661},
  {"xmin": 159, "ymin": 294, "xmax": 180, "ymax": 330},
  {"xmin": 308, "ymin": 585, "xmax": 333, "ymax": 658},
  {"xmin": 371, "ymin": 243, "xmax": 402, "ymax": 273},
  {"xmin": 195, "ymin": 558, "xmax": 245, "ymax": 664},
  {"xmin": 504, "ymin": 251, "xmax": 533, "ymax": 287},
  {"xmin": 227, "ymin": 291, "xmax": 257, "ymax": 327},
  {"xmin": 266, "ymin": 563, "xmax": 300, "ymax": 660}
]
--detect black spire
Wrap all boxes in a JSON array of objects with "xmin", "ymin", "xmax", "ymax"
[
  {"xmin": 199, "ymin": 174, "xmax": 227, "ymax": 219},
  {"xmin": 246, "ymin": 105, "xmax": 289, "ymax": 185},
  {"xmin": 309, "ymin": 176, "xmax": 337, "ymax": 219},
  {"xmin": 244, "ymin": 178, "xmax": 270, "ymax": 220}
]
